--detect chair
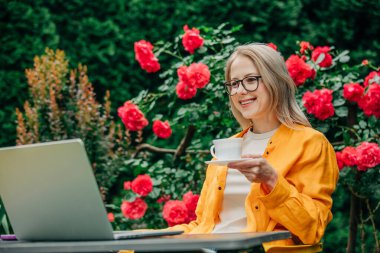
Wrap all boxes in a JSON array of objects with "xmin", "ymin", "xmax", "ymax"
[{"xmin": 264, "ymin": 243, "xmax": 323, "ymax": 253}]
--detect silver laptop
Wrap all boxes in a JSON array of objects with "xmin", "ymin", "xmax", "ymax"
[{"xmin": 0, "ymin": 139, "xmax": 183, "ymax": 241}]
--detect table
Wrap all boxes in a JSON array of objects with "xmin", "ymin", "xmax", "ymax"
[{"xmin": 0, "ymin": 231, "xmax": 290, "ymax": 253}]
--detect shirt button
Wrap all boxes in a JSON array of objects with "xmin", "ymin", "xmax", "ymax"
[
  {"xmin": 269, "ymin": 141, "xmax": 273, "ymax": 144},
  {"xmin": 266, "ymin": 151, "xmax": 269, "ymax": 155},
  {"xmin": 255, "ymin": 205, "xmax": 259, "ymax": 210},
  {"xmin": 218, "ymin": 186, "xmax": 222, "ymax": 190}
]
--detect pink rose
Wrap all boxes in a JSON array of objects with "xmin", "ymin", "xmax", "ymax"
[
  {"xmin": 163, "ymin": 200, "xmax": 189, "ymax": 226},
  {"xmin": 131, "ymin": 174, "xmax": 153, "ymax": 197},
  {"xmin": 121, "ymin": 198, "xmax": 148, "ymax": 219},
  {"xmin": 355, "ymin": 142, "xmax": 380, "ymax": 171},
  {"xmin": 134, "ymin": 40, "xmax": 160, "ymax": 73},
  {"xmin": 117, "ymin": 101, "xmax": 149, "ymax": 131}
]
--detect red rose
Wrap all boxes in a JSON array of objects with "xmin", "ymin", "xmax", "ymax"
[
  {"xmin": 163, "ymin": 200, "xmax": 189, "ymax": 226},
  {"xmin": 157, "ymin": 194, "xmax": 171, "ymax": 203},
  {"xmin": 313, "ymin": 102, "xmax": 335, "ymax": 120},
  {"xmin": 335, "ymin": 151, "xmax": 345, "ymax": 171},
  {"xmin": 361, "ymin": 59, "xmax": 369, "ymax": 66},
  {"xmin": 187, "ymin": 63, "xmax": 211, "ymax": 88},
  {"xmin": 363, "ymin": 71, "xmax": 380, "ymax": 87},
  {"xmin": 139, "ymin": 59, "xmax": 160, "ymax": 73},
  {"xmin": 302, "ymin": 88, "xmax": 334, "ymax": 120},
  {"xmin": 177, "ymin": 66, "xmax": 190, "ymax": 84},
  {"xmin": 134, "ymin": 40, "xmax": 160, "ymax": 73},
  {"xmin": 131, "ymin": 174, "xmax": 153, "ymax": 196},
  {"xmin": 182, "ymin": 191, "xmax": 199, "ymax": 222},
  {"xmin": 343, "ymin": 83, "xmax": 364, "ymax": 103},
  {"xmin": 124, "ymin": 181, "xmax": 132, "ymax": 190},
  {"xmin": 300, "ymin": 41, "xmax": 314, "ymax": 54},
  {"xmin": 355, "ymin": 142, "xmax": 380, "ymax": 171},
  {"xmin": 302, "ymin": 91, "xmax": 318, "ymax": 114},
  {"xmin": 285, "ymin": 55, "xmax": 315, "ymax": 86},
  {"xmin": 182, "ymin": 25, "xmax": 204, "ymax": 54},
  {"xmin": 358, "ymin": 84, "xmax": 380, "ymax": 118},
  {"xmin": 176, "ymin": 81, "xmax": 197, "ymax": 100},
  {"xmin": 267, "ymin": 42, "xmax": 278, "ymax": 51},
  {"xmin": 121, "ymin": 198, "xmax": 148, "ymax": 219},
  {"xmin": 341, "ymin": 146, "xmax": 357, "ymax": 167},
  {"xmin": 153, "ymin": 120, "xmax": 172, "ymax": 139},
  {"xmin": 182, "ymin": 191, "xmax": 199, "ymax": 212},
  {"xmin": 107, "ymin": 212, "xmax": 115, "ymax": 222},
  {"xmin": 312, "ymin": 46, "xmax": 333, "ymax": 68},
  {"xmin": 117, "ymin": 101, "xmax": 149, "ymax": 131},
  {"xmin": 319, "ymin": 88, "xmax": 333, "ymax": 101},
  {"xmin": 178, "ymin": 63, "xmax": 211, "ymax": 89}
]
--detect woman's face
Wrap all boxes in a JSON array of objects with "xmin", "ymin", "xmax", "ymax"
[{"xmin": 230, "ymin": 55, "xmax": 274, "ymax": 122}]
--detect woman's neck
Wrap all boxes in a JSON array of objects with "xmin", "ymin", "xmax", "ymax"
[{"xmin": 250, "ymin": 117, "xmax": 281, "ymax": 134}]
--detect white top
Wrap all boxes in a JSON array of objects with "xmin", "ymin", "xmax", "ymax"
[{"xmin": 212, "ymin": 128, "xmax": 277, "ymax": 233}]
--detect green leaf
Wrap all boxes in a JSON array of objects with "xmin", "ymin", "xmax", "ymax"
[
  {"xmin": 315, "ymin": 53, "xmax": 325, "ymax": 65},
  {"xmin": 335, "ymin": 107, "xmax": 348, "ymax": 117},
  {"xmin": 197, "ymin": 46, "xmax": 208, "ymax": 54},
  {"xmin": 316, "ymin": 123, "xmax": 330, "ymax": 133},
  {"xmin": 331, "ymin": 82, "xmax": 343, "ymax": 91},
  {"xmin": 359, "ymin": 120, "xmax": 367, "ymax": 129},
  {"xmin": 333, "ymin": 98, "xmax": 346, "ymax": 107},
  {"xmin": 339, "ymin": 55, "xmax": 350, "ymax": 63},
  {"xmin": 149, "ymin": 188, "xmax": 160, "ymax": 199},
  {"xmin": 124, "ymin": 191, "xmax": 137, "ymax": 202},
  {"xmin": 343, "ymin": 130, "xmax": 351, "ymax": 145}
]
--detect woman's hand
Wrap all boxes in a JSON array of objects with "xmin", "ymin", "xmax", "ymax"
[{"xmin": 227, "ymin": 154, "xmax": 278, "ymax": 194}]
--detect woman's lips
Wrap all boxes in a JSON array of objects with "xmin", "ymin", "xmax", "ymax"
[{"xmin": 239, "ymin": 98, "xmax": 257, "ymax": 107}]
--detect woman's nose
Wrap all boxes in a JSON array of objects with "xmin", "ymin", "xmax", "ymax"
[{"xmin": 236, "ymin": 82, "xmax": 248, "ymax": 95}]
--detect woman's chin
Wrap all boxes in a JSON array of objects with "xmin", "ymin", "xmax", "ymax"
[{"xmin": 240, "ymin": 109, "xmax": 257, "ymax": 119}]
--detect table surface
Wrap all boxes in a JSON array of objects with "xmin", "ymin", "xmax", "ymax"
[{"xmin": 0, "ymin": 231, "xmax": 291, "ymax": 253}]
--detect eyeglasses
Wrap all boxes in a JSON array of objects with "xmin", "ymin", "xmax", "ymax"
[{"xmin": 224, "ymin": 75, "xmax": 261, "ymax": 96}]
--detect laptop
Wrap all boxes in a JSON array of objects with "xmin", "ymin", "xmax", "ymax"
[{"xmin": 0, "ymin": 139, "xmax": 183, "ymax": 241}]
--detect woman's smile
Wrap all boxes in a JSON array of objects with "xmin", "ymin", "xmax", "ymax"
[{"xmin": 239, "ymin": 97, "xmax": 257, "ymax": 107}]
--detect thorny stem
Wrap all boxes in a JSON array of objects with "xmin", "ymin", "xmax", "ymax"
[
  {"xmin": 337, "ymin": 125, "xmax": 361, "ymax": 142},
  {"xmin": 363, "ymin": 201, "xmax": 380, "ymax": 222},
  {"xmin": 132, "ymin": 144, "xmax": 209, "ymax": 158},
  {"xmin": 365, "ymin": 199, "xmax": 380, "ymax": 252},
  {"xmin": 359, "ymin": 202, "xmax": 365, "ymax": 253},
  {"xmin": 163, "ymin": 50, "xmax": 183, "ymax": 60}
]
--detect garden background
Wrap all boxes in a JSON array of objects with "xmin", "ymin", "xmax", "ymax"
[{"xmin": 1, "ymin": 1, "xmax": 379, "ymax": 252}]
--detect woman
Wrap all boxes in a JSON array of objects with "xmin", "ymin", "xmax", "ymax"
[{"xmin": 169, "ymin": 43, "xmax": 339, "ymax": 248}]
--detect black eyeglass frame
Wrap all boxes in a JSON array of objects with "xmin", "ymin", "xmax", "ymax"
[{"xmin": 224, "ymin": 75, "xmax": 262, "ymax": 96}]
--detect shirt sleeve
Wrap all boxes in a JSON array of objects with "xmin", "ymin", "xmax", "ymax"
[{"xmin": 258, "ymin": 135, "xmax": 339, "ymax": 244}]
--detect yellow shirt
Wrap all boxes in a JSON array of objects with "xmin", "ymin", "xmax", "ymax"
[{"xmin": 169, "ymin": 124, "xmax": 339, "ymax": 246}]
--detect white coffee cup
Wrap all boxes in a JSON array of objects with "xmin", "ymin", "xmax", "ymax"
[{"xmin": 210, "ymin": 138, "xmax": 243, "ymax": 160}]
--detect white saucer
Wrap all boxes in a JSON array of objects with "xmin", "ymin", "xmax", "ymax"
[{"xmin": 205, "ymin": 158, "xmax": 252, "ymax": 166}]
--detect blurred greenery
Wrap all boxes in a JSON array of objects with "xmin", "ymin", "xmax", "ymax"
[
  {"xmin": 1, "ymin": 0, "xmax": 379, "ymax": 148},
  {"xmin": 1, "ymin": 1, "xmax": 379, "ymax": 252}
]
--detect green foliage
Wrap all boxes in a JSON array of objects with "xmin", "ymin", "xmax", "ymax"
[
  {"xmin": 1, "ymin": 0, "xmax": 380, "ymax": 250},
  {"xmin": 1, "ymin": 0, "xmax": 380, "ymax": 149},
  {"xmin": 15, "ymin": 48, "xmax": 130, "ymax": 194},
  {"xmin": 108, "ymin": 24, "xmax": 379, "ymax": 251}
]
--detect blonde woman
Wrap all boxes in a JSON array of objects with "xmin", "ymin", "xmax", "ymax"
[{"xmin": 169, "ymin": 43, "xmax": 339, "ymax": 251}]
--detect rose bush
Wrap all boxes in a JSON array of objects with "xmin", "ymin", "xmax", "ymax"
[
  {"xmin": 108, "ymin": 26, "xmax": 379, "ymax": 251},
  {"xmin": 11, "ymin": 24, "xmax": 379, "ymax": 252}
]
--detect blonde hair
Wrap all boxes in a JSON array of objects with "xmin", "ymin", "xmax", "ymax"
[{"xmin": 225, "ymin": 43, "xmax": 311, "ymax": 129}]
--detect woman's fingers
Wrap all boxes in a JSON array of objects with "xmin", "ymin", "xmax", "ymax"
[
  {"xmin": 228, "ymin": 158, "xmax": 264, "ymax": 168},
  {"xmin": 241, "ymin": 154, "xmax": 262, "ymax": 159}
]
